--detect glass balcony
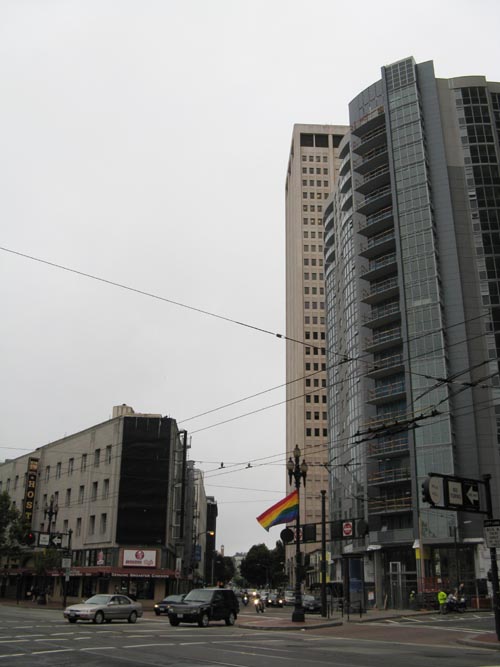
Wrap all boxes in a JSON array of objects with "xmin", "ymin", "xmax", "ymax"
[
  {"xmin": 359, "ymin": 230, "xmax": 395, "ymax": 259},
  {"xmin": 364, "ymin": 326, "xmax": 402, "ymax": 352},
  {"xmin": 358, "ymin": 206, "xmax": 394, "ymax": 237},
  {"xmin": 356, "ymin": 165, "xmax": 390, "ymax": 195},
  {"xmin": 352, "ymin": 146, "xmax": 388, "ymax": 175},
  {"xmin": 365, "ymin": 352, "xmax": 404, "ymax": 379},
  {"xmin": 363, "ymin": 300, "xmax": 400, "ymax": 329},
  {"xmin": 361, "ymin": 276, "xmax": 399, "ymax": 305},
  {"xmin": 367, "ymin": 435, "xmax": 409, "ymax": 457},
  {"xmin": 368, "ymin": 495, "xmax": 412, "ymax": 514},
  {"xmin": 356, "ymin": 186, "xmax": 392, "ymax": 216},
  {"xmin": 367, "ymin": 380, "xmax": 406, "ymax": 404},
  {"xmin": 368, "ymin": 467, "xmax": 411, "ymax": 485},
  {"xmin": 352, "ymin": 126, "xmax": 387, "ymax": 156}
]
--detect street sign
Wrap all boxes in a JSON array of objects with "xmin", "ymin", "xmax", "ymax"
[
  {"xmin": 38, "ymin": 533, "xmax": 50, "ymax": 547},
  {"xmin": 428, "ymin": 476, "xmax": 444, "ymax": 505},
  {"xmin": 423, "ymin": 473, "xmax": 486, "ymax": 514},
  {"xmin": 61, "ymin": 558, "xmax": 72, "ymax": 569},
  {"xmin": 342, "ymin": 521, "xmax": 353, "ymax": 537},
  {"xmin": 50, "ymin": 533, "xmax": 63, "ymax": 548},
  {"xmin": 484, "ymin": 520, "xmax": 500, "ymax": 549}
]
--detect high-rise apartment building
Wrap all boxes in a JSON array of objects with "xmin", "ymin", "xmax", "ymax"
[
  {"xmin": 285, "ymin": 124, "xmax": 348, "ymax": 570},
  {"xmin": 324, "ymin": 57, "xmax": 500, "ymax": 605}
]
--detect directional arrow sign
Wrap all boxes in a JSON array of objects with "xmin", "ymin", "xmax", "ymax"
[
  {"xmin": 50, "ymin": 533, "xmax": 63, "ymax": 548},
  {"xmin": 464, "ymin": 483, "xmax": 480, "ymax": 508}
]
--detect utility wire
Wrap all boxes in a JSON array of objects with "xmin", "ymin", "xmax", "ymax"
[{"xmin": 0, "ymin": 246, "xmax": 304, "ymax": 346}]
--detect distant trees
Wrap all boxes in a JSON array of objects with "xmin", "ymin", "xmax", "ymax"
[
  {"xmin": 0, "ymin": 491, "xmax": 29, "ymax": 563},
  {"xmin": 240, "ymin": 541, "xmax": 286, "ymax": 588}
]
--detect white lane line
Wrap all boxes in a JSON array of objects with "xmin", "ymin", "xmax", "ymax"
[
  {"xmin": 0, "ymin": 654, "xmax": 26, "ymax": 659},
  {"xmin": 123, "ymin": 643, "xmax": 175, "ymax": 648},
  {"xmin": 80, "ymin": 646, "xmax": 117, "ymax": 651},
  {"xmin": 14, "ymin": 634, "xmax": 44, "ymax": 638},
  {"xmin": 180, "ymin": 641, "xmax": 206, "ymax": 645},
  {"xmin": 34, "ymin": 637, "xmax": 69, "ymax": 642},
  {"xmin": 32, "ymin": 649, "xmax": 74, "ymax": 655},
  {"xmin": 0, "ymin": 641, "xmax": 25, "ymax": 645}
]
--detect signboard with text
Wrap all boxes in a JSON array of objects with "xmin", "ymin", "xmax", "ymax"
[
  {"xmin": 22, "ymin": 457, "xmax": 39, "ymax": 526},
  {"xmin": 122, "ymin": 549, "xmax": 157, "ymax": 568}
]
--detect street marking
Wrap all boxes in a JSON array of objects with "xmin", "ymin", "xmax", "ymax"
[
  {"xmin": 80, "ymin": 646, "xmax": 117, "ymax": 651},
  {"xmin": 123, "ymin": 643, "xmax": 175, "ymax": 648},
  {"xmin": 32, "ymin": 649, "xmax": 74, "ymax": 655},
  {"xmin": 0, "ymin": 654, "xmax": 26, "ymax": 659}
]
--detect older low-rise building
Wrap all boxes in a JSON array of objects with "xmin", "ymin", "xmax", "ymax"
[{"xmin": 0, "ymin": 405, "xmax": 213, "ymax": 606}]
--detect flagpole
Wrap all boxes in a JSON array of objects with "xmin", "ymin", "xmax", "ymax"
[{"xmin": 287, "ymin": 444, "xmax": 308, "ymax": 623}]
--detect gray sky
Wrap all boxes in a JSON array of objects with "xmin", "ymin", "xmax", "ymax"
[{"xmin": 1, "ymin": 0, "xmax": 499, "ymax": 555}]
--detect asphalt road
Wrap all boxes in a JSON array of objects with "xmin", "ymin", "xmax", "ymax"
[{"xmin": 0, "ymin": 604, "xmax": 499, "ymax": 667}]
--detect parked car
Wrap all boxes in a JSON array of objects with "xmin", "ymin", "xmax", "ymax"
[
  {"xmin": 284, "ymin": 589, "xmax": 296, "ymax": 606},
  {"xmin": 154, "ymin": 594, "xmax": 185, "ymax": 616},
  {"xmin": 63, "ymin": 594, "xmax": 143, "ymax": 624},
  {"xmin": 167, "ymin": 587, "xmax": 239, "ymax": 627},
  {"xmin": 302, "ymin": 594, "xmax": 321, "ymax": 613}
]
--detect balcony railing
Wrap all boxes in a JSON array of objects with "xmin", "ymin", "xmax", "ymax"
[
  {"xmin": 368, "ymin": 467, "xmax": 411, "ymax": 485},
  {"xmin": 368, "ymin": 496, "xmax": 412, "ymax": 513},
  {"xmin": 364, "ymin": 326, "xmax": 402, "ymax": 349},
  {"xmin": 367, "ymin": 435, "xmax": 409, "ymax": 457},
  {"xmin": 368, "ymin": 380, "xmax": 405, "ymax": 401}
]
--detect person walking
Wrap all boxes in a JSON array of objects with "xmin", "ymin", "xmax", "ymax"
[{"xmin": 437, "ymin": 588, "xmax": 447, "ymax": 613}]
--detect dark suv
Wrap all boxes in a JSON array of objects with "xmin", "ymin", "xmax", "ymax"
[{"xmin": 167, "ymin": 588, "xmax": 239, "ymax": 627}]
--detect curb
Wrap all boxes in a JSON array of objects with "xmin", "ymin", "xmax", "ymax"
[{"xmin": 237, "ymin": 620, "xmax": 343, "ymax": 631}]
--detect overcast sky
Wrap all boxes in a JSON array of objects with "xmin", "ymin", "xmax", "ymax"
[{"xmin": 1, "ymin": 0, "xmax": 499, "ymax": 556}]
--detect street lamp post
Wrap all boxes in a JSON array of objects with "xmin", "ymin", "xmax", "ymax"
[
  {"xmin": 287, "ymin": 444, "xmax": 308, "ymax": 623},
  {"xmin": 44, "ymin": 495, "xmax": 58, "ymax": 537},
  {"xmin": 453, "ymin": 520, "xmax": 471, "ymax": 592}
]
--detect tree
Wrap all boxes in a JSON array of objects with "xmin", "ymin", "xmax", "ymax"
[
  {"xmin": 240, "ymin": 544, "xmax": 273, "ymax": 587},
  {"xmin": 0, "ymin": 491, "xmax": 28, "ymax": 562},
  {"xmin": 269, "ymin": 540, "xmax": 287, "ymax": 589}
]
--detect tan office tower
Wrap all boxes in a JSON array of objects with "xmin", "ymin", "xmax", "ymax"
[{"xmin": 285, "ymin": 124, "xmax": 348, "ymax": 577}]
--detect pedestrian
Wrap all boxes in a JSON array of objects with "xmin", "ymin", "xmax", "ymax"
[
  {"xmin": 437, "ymin": 588, "xmax": 447, "ymax": 613},
  {"xmin": 409, "ymin": 590, "xmax": 416, "ymax": 609}
]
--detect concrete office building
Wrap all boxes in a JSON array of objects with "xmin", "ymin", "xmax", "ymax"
[
  {"xmin": 324, "ymin": 57, "xmax": 500, "ymax": 606},
  {"xmin": 285, "ymin": 124, "xmax": 348, "ymax": 573},
  {"xmin": 0, "ymin": 405, "xmax": 212, "ymax": 605}
]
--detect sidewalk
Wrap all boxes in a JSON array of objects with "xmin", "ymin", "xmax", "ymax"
[{"xmin": 237, "ymin": 607, "xmax": 430, "ymax": 631}]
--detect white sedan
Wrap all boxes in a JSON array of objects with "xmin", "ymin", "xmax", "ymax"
[{"xmin": 63, "ymin": 594, "xmax": 143, "ymax": 624}]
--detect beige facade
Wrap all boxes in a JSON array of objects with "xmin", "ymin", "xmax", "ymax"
[
  {"xmin": 285, "ymin": 124, "xmax": 348, "ymax": 568},
  {"xmin": 0, "ymin": 406, "xmax": 207, "ymax": 606}
]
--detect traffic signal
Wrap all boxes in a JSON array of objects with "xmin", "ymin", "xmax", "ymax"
[
  {"xmin": 24, "ymin": 531, "xmax": 36, "ymax": 546},
  {"xmin": 421, "ymin": 478, "xmax": 431, "ymax": 505}
]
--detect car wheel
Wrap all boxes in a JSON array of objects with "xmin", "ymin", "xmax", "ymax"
[
  {"xmin": 128, "ymin": 611, "xmax": 138, "ymax": 624},
  {"xmin": 198, "ymin": 612, "xmax": 209, "ymax": 627},
  {"xmin": 68, "ymin": 618, "xmax": 77, "ymax": 624},
  {"xmin": 94, "ymin": 611, "xmax": 104, "ymax": 624},
  {"xmin": 169, "ymin": 616, "xmax": 180, "ymax": 626},
  {"xmin": 225, "ymin": 611, "xmax": 235, "ymax": 626}
]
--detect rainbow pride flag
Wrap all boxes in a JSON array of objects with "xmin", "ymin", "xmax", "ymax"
[{"xmin": 256, "ymin": 490, "xmax": 299, "ymax": 532}]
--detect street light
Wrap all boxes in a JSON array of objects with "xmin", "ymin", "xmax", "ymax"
[
  {"xmin": 192, "ymin": 530, "xmax": 215, "ymax": 584},
  {"xmin": 453, "ymin": 520, "xmax": 471, "ymax": 592},
  {"xmin": 44, "ymin": 495, "xmax": 58, "ymax": 535},
  {"xmin": 287, "ymin": 444, "xmax": 308, "ymax": 623}
]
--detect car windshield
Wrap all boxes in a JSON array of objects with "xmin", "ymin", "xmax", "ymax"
[
  {"xmin": 85, "ymin": 595, "xmax": 112, "ymax": 605},
  {"xmin": 184, "ymin": 589, "xmax": 213, "ymax": 603},
  {"xmin": 164, "ymin": 595, "xmax": 183, "ymax": 603}
]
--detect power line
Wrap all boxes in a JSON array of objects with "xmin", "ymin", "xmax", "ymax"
[{"xmin": 0, "ymin": 245, "xmax": 305, "ymax": 347}]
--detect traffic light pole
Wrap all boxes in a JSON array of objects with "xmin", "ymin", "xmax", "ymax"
[{"xmin": 483, "ymin": 475, "xmax": 500, "ymax": 641}]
